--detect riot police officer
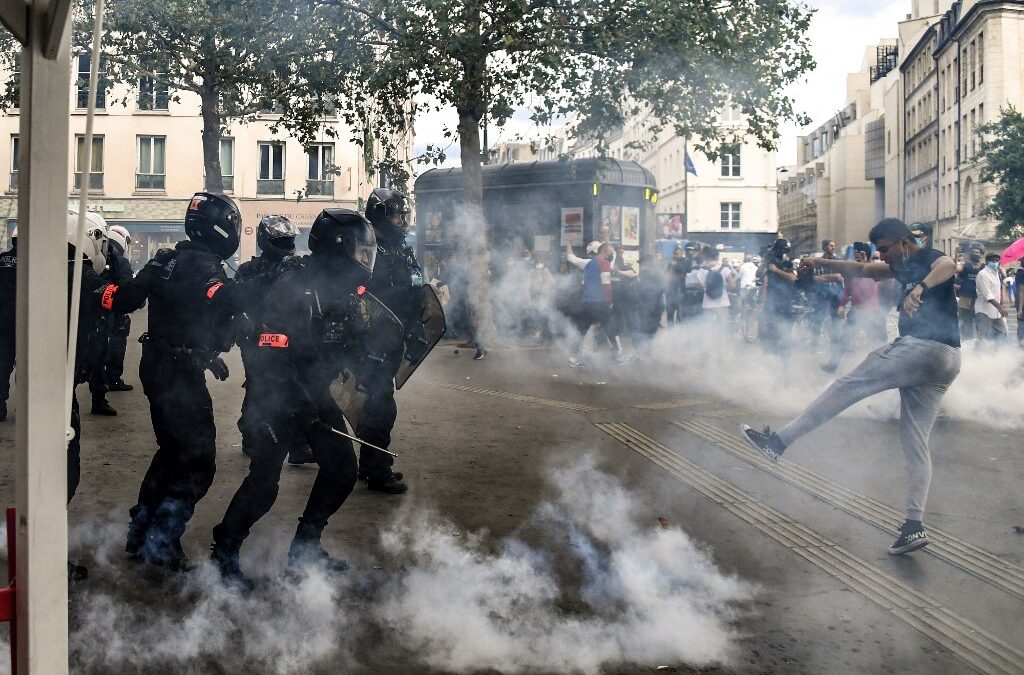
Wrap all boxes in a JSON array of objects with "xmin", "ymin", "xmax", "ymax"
[
  {"xmin": 210, "ymin": 209, "xmax": 392, "ymax": 590},
  {"xmin": 103, "ymin": 224, "xmax": 135, "ymax": 392},
  {"xmin": 358, "ymin": 188, "xmax": 420, "ymax": 494},
  {"xmin": 234, "ymin": 215, "xmax": 314, "ymax": 465},
  {"xmin": 99, "ymin": 192, "xmax": 240, "ymax": 570},
  {"xmin": 1, "ymin": 214, "xmax": 110, "ymax": 579}
]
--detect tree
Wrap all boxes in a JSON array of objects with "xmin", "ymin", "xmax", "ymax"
[
  {"xmin": 322, "ymin": 0, "xmax": 815, "ymax": 336},
  {"xmin": 978, "ymin": 105, "xmax": 1024, "ymax": 240}
]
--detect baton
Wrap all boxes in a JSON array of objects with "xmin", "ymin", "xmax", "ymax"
[{"xmin": 319, "ymin": 423, "xmax": 399, "ymax": 458}]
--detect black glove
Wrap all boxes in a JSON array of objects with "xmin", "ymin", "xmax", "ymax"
[{"xmin": 206, "ymin": 356, "xmax": 229, "ymax": 381}]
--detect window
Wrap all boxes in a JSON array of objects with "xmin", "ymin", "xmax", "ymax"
[
  {"xmin": 961, "ymin": 48, "xmax": 968, "ymax": 93},
  {"xmin": 138, "ymin": 74, "xmax": 169, "ymax": 111},
  {"xmin": 257, "ymin": 142, "xmax": 284, "ymax": 194},
  {"xmin": 305, "ymin": 143, "xmax": 335, "ymax": 196},
  {"xmin": 978, "ymin": 32, "xmax": 984, "ymax": 84},
  {"xmin": 720, "ymin": 143, "xmax": 741, "ymax": 177},
  {"xmin": 719, "ymin": 105, "xmax": 742, "ymax": 123},
  {"xmin": 970, "ymin": 109, "xmax": 976, "ymax": 158},
  {"xmin": 887, "ymin": 130, "xmax": 891, "ymax": 155},
  {"xmin": 720, "ymin": 202, "xmax": 741, "ymax": 229},
  {"xmin": 220, "ymin": 138, "xmax": 234, "ymax": 192},
  {"xmin": 75, "ymin": 53, "xmax": 106, "ymax": 109},
  {"xmin": 74, "ymin": 135, "xmax": 103, "ymax": 190},
  {"xmin": 9, "ymin": 135, "xmax": 18, "ymax": 192},
  {"xmin": 969, "ymin": 41, "xmax": 976, "ymax": 91},
  {"xmin": 136, "ymin": 136, "xmax": 165, "ymax": 190}
]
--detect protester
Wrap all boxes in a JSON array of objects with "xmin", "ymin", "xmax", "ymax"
[
  {"xmin": 743, "ymin": 218, "xmax": 961, "ymax": 556},
  {"xmin": 955, "ymin": 242, "xmax": 984, "ymax": 340},
  {"xmin": 975, "ymin": 252, "xmax": 1008, "ymax": 342}
]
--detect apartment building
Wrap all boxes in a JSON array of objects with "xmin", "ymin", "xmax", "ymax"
[
  {"xmin": 572, "ymin": 108, "xmax": 779, "ymax": 254},
  {"xmin": 0, "ymin": 54, "xmax": 412, "ymax": 263}
]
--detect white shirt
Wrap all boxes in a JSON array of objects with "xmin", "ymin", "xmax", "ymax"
[
  {"xmin": 566, "ymin": 251, "xmax": 589, "ymax": 271},
  {"xmin": 738, "ymin": 262, "xmax": 758, "ymax": 289},
  {"xmin": 975, "ymin": 266, "xmax": 1002, "ymax": 319},
  {"xmin": 694, "ymin": 265, "xmax": 733, "ymax": 309}
]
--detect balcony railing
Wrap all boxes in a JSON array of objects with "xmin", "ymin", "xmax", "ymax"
[
  {"xmin": 257, "ymin": 178, "xmax": 284, "ymax": 195},
  {"xmin": 136, "ymin": 173, "xmax": 165, "ymax": 190},
  {"xmin": 73, "ymin": 172, "xmax": 104, "ymax": 191},
  {"xmin": 305, "ymin": 179, "xmax": 334, "ymax": 196}
]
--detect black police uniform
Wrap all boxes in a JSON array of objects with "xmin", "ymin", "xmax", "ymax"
[
  {"xmin": 0, "ymin": 242, "xmax": 16, "ymax": 418},
  {"xmin": 0, "ymin": 241, "xmax": 107, "ymax": 498},
  {"xmin": 103, "ymin": 242, "xmax": 135, "ymax": 387},
  {"xmin": 102, "ymin": 240, "xmax": 236, "ymax": 566},
  {"xmin": 212, "ymin": 257, "xmax": 368, "ymax": 571},
  {"xmin": 359, "ymin": 234, "xmax": 423, "ymax": 485}
]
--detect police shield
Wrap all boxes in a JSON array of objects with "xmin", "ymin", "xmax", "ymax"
[
  {"xmin": 329, "ymin": 290, "xmax": 405, "ymax": 431},
  {"xmin": 395, "ymin": 284, "xmax": 446, "ymax": 390}
]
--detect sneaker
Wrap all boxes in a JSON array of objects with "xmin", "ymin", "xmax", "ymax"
[
  {"xmin": 741, "ymin": 424, "xmax": 786, "ymax": 462},
  {"xmin": 888, "ymin": 521, "xmax": 930, "ymax": 555},
  {"xmin": 473, "ymin": 349, "xmax": 487, "ymax": 360},
  {"xmin": 107, "ymin": 380, "xmax": 134, "ymax": 392},
  {"xmin": 90, "ymin": 398, "xmax": 118, "ymax": 416},
  {"xmin": 210, "ymin": 544, "xmax": 255, "ymax": 593},
  {"xmin": 568, "ymin": 357, "xmax": 584, "ymax": 368}
]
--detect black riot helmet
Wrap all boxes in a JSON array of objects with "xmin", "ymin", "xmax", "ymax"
[
  {"xmin": 308, "ymin": 208, "xmax": 377, "ymax": 284},
  {"xmin": 770, "ymin": 238, "xmax": 791, "ymax": 259},
  {"xmin": 364, "ymin": 188, "xmax": 410, "ymax": 239},
  {"xmin": 256, "ymin": 215, "xmax": 299, "ymax": 260},
  {"xmin": 184, "ymin": 192, "xmax": 241, "ymax": 260}
]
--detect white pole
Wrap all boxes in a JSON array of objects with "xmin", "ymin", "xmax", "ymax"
[
  {"xmin": 15, "ymin": 0, "xmax": 73, "ymax": 672},
  {"xmin": 67, "ymin": 0, "xmax": 105, "ymax": 429}
]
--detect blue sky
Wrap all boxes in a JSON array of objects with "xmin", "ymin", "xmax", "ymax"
[{"xmin": 411, "ymin": 0, "xmax": 911, "ymax": 170}]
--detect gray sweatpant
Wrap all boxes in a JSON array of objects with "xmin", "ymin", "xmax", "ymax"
[{"xmin": 777, "ymin": 336, "xmax": 961, "ymax": 522}]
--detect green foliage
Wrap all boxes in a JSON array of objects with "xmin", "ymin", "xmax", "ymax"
[
  {"xmin": 978, "ymin": 105, "xmax": 1024, "ymax": 240},
  {"xmin": 322, "ymin": 0, "xmax": 816, "ymax": 172}
]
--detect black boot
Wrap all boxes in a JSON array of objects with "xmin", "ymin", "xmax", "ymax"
[
  {"xmin": 107, "ymin": 379, "xmax": 134, "ymax": 392},
  {"xmin": 141, "ymin": 536, "xmax": 193, "ymax": 572},
  {"xmin": 125, "ymin": 506, "xmax": 150, "ymax": 556},
  {"xmin": 90, "ymin": 397, "xmax": 117, "ymax": 416},
  {"xmin": 367, "ymin": 470, "xmax": 407, "ymax": 494},
  {"xmin": 287, "ymin": 521, "xmax": 348, "ymax": 575},
  {"xmin": 287, "ymin": 444, "xmax": 316, "ymax": 465},
  {"xmin": 210, "ymin": 540, "xmax": 255, "ymax": 593},
  {"xmin": 68, "ymin": 561, "xmax": 88, "ymax": 582}
]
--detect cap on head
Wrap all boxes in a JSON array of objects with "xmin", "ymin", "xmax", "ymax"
[
  {"xmin": 985, "ymin": 253, "xmax": 1001, "ymax": 263},
  {"xmin": 184, "ymin": 192, "xmax": 241, "ymax": 260},
  {"xmin": 585, "ymin": 241, "xmax": 602, "ymax": 255}
]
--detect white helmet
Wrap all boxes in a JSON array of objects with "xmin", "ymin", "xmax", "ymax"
[
  {"xmin": 67, "ymin": 210, "xmax": 108, "ymax": 274},
  {"xmin": 107, "ymin": 224, "xmax": 131, "ymax": 258}
]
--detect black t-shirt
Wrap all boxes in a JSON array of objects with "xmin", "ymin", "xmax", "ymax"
[{"xmin": 891, "ymin": 248, "xmax": 960, "ymax": 347}]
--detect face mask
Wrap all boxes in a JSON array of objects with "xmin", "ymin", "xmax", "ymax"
[
  {"xmin": 987, "ymin": 262, "xmax": 999, "ymax": 271},
  {"xmin": 914, "ymin": 237, "xmax": 924, "ymax": 247},
  {"xmin": 900, "ymin": 241, "xmax": 911, "ymax": 267},
  {"xmin": 605, "ymin": 254, "xmax": 614, "ymax": 262}
]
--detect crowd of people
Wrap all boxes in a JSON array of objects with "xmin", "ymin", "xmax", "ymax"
[
  {"xmin": 0, "ymin": 188, "xmax": 426, "ymax": 592},
  {"xmin": 550, "ymin": 229, "xmax": 1021, "ymax": 367}
]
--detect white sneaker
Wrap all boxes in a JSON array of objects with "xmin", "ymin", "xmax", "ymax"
[{"xmin": 568, "ymin": 357, "xmax": 584, "ymax": 368}]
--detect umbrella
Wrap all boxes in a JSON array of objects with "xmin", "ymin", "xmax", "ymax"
[{"xmin": 999, "ymin": 237, "xmax": 1024, "ymax": 265}]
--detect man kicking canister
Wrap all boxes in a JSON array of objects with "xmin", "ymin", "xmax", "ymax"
[{"xmin": 742, "ymin": 218, "xmax": 961, "ymax": 555}]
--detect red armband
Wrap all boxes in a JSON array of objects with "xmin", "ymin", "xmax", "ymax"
[
  {"xmin": 206, "ymin": 282, "xmax": 224, "ymax": 300},
  {"xmin": 258, "ymin": 333, "xmax": 289, "ymax": 348},
  {"xmin": 101, "ymin": 285, "xmax": 118, "ymax": 311}
]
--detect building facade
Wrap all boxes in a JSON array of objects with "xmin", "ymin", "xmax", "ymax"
[
  {"xmin": 571, "ymin": 109, "xmax": 779, "ymax": 254},
  {"xmin": 0, "ymin": 56, "xmax": 412, "ymax": 263}
]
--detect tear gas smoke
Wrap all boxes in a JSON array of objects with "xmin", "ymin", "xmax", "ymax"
[{"xmin": 0, "ymin": 458, "xmax": 751, "ymax": 674}]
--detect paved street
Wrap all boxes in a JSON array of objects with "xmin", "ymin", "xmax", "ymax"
[{"xmin": 0, "ymin": 311, "xmax": 1022, "ymax": 674}]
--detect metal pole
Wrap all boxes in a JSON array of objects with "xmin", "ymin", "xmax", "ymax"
[
  {"xmin": 15, "ymin": 0, "xmax": 73, "ymax": 672},
  {"xmin": 683, "ymin": 139, "xmax": 689, "ymax": 234}
]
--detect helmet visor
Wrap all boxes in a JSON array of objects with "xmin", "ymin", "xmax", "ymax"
[
  {"xmin": 354, "ymin": 242, "xmax": 377, "ymax": 274},
  {"xmin": 262, "ymin": 216, "xmax": 299, "ymax": 239}
]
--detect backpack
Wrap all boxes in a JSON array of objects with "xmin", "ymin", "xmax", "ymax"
[{"xmin": 705, "ymin": 265, "xmax": 725, "ymax": 299}]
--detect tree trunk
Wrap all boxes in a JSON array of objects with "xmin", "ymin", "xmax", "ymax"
[
  {"xmin": 200, "ymin": 84, "xmax": 224, "ymax": 194},
  {"xmin": 454, "ymin": 7, "xmax": 496, "ymax": 346}
]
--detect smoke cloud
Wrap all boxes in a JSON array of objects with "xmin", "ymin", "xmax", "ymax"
[{"xmin": 0, "ymin": 457, "xmax": 751, "ymax": 674}]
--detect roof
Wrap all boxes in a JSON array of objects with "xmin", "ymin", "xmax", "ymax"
[{"xmin": 414, "ymin": 158, "xmax": 657, "ymax": 193}]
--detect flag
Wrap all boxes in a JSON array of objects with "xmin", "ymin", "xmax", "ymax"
[{"xmin": 684, "ymin": 151, "xmax": 697, "ymax": 176}]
